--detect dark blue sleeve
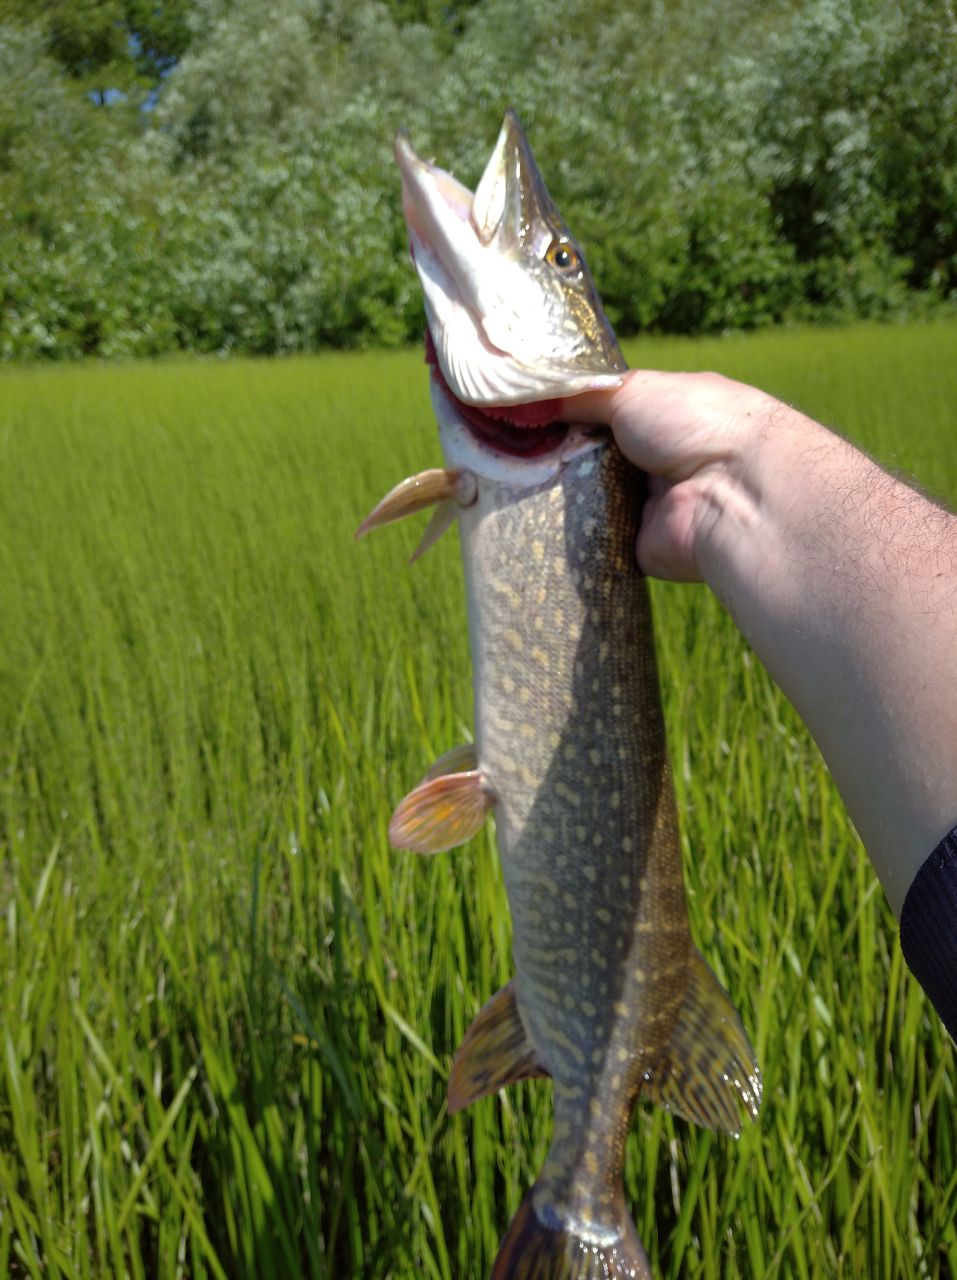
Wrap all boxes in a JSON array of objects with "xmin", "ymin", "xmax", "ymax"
[{"xmin": 899, "ymin": 826, "xmax": 957, "ymax": 1042}]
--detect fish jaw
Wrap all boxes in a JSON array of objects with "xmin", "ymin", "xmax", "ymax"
[
  {"xmin": 429, "ymin": 376, "xmax": 607, "ymax": 489},
  {"xmin": 395, "ymin": 111, "xmax": 626, "ymax": 409}
]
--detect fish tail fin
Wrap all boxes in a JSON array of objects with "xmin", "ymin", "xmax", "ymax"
[{"xmin": 490, "ymin": 1185, "xmax": 651, "ymax": 1280}]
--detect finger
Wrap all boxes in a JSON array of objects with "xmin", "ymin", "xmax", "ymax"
[
  {"xmin": 557, "ymin": 385, "xmax": 620, "ymax": 424},
  {"xmin": 635, "ymin": 483, "xmax": 704, "ymax": 584}
]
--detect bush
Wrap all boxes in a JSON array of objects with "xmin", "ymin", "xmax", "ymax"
[{"xmin": 1, "ymin": 0, "xmax": 956, "ymax": 359}]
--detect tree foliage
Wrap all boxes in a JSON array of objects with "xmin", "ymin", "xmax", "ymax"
[{"xmin": 1, "ymin": 0, "xmax": 956, "ymax": 359}]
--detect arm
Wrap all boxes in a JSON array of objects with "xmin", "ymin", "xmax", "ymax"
[{"xmin": 567, "ymin": 371, "xmax": 957, "ymax": 920}]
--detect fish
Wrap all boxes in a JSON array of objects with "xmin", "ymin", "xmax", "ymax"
[{"xmin": 357, "ymin": 110, "xmax": 761, "ymax": 1280}]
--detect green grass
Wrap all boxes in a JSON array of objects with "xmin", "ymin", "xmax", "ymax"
[{"xmin": 1, "ymin": 320, "xmax": 955, "ymax": 1279}]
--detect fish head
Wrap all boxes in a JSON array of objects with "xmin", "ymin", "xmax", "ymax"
[{"xmin": 396, "ymin": 109, "xmax": 626, "ymax": 423}]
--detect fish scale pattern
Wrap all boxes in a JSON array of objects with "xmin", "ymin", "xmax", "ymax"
[{"xmin": 459, "ymin": 443, "xmax": 692, "ymax": 1218}]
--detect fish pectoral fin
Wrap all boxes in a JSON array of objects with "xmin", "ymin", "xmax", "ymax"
[
  {"xmin": 421, "ymin": 742, "xmax": 479, "ymax": 783},
  {"xmin": 355, "ymin": 467, "xmax": 476, "ymax": 543},
  {"xmin": 448, "ymin": 980, "xmax": 549, "ymax": 1114},
  {"xmin": 388, "ymin": 769, "xmax": 492, "ymax": 854},
  {"xmin": 410, "ymin": 501, "xmax": 457, "ymax": 562},
  {"xmin": 641, "ymin": 946, "xmax": 762, "ymax": 1137}
]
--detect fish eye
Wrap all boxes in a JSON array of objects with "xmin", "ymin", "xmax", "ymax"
[{"xmin": 545, "ymin": 241, "xmax": 581, "ymax": 272}]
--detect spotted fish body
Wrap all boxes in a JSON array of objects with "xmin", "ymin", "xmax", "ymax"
[
  {"xmin": 465, "ymin": 444, "xmax": 687, "ymax": 1182},
  {"xmin": 358, "ymin": 111, "xmax": 761, "ymax": 1280}
]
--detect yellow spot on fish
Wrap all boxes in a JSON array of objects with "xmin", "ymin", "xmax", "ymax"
[
  {"xmin": 592, "ymin": 1048, "xmax": 603, "ymax": 1065},
  {"xmin": 553, "ymin": 556, "xmax": 565, "ymax": 575},
  {"xmin": 610, "ymin": 791, "xmax": 621, "ymax": 810},
  {"xmin": 505, "ymin": 629, "xmax": 523, "ymax": 651},
  {"xmin": 610, "ymin": 1073, "xmax": 622, "ymax": 1091},
  {"xmin": 634, "ymin": 967, "xmax": 646, "ymax": 983},
  {"xmin": 563, "ymin": 891, "xmax": 576, "ymax": 909},
  {"xmin": 549, "ymin": 731, "xmax": 560, "ymax": 749},
  {"xmin": 622, "ymin": 837, "xmax": 633, "ymax": 853},
  {"xmin": 614, "ymin": 1001, "xmax": 628, "ymax": 1017},
  {"xmin": 566, "ymin": 746, "xmax": 578, "ymax": 763},
  {"xmin": 564, "ymin": 994, "xmax": 577, "ymax": 1010},
  {"xmin": 575, "ymin": 824, "xmax": 586, "ymax": 839},
  {"xmin": 639, "ymin": 876, "xmax": 649, "ymax": 893},
  {"xmin": 532, "ymin": 540, "xmax": 545, "ymax": 562},
  {"xmin": 620, "ymin": 874, "xmax": 630, "ymax": 890},
  {"xmin": 597, "ymin": 908, "xmax": 611, "ymax": 924},
  {"xmin": 520, "ymin": 723, "xmax": 535, "ymax": 739},
  {"xmin": 617, "ymin": 1046, "xmax": 629, "ymax": 1063},
  {"xmin": 589, "ymin": 748, "xmax": 601, "ymax": 766},
  {"xmin": 531, "ymin": 646, "xmax": 549, "ymax": 668},
  {"xmin": 519, "ymin": 687, "xmax": 531, "ymax": 705},
  {"xmin": 591, "ymin": 948, "xmax": 608, "ymax": 969},
  {"xmin": 536, "ymin": 586, "xmax": 547, "ymax": 605},
  {"xmin": 583, "ymin": 864, "xmax": 596, "ymax": 883},
  {"xmin": 581, "ymin": 1000, "xmax": 596, "ymax": 1017},
  {"xmin": 599, "ymin": 641, "xmax": 609, "ymax": 662},
  {"xmin": 585, "ymin": 1151, "xmax": 599, "ymax": 1175},
  {"xmin": 502, "ymin": 674, "xmax": 515, "ymax": 694}
]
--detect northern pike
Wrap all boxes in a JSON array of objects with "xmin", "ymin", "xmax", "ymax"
[{"xmin": 358, "ymin": 111, "xmax": 761, "ymax": 1280}]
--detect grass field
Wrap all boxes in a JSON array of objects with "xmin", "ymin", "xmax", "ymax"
[{"xmin": 1, "ymin": 320, "xmax": 956, "ymax": 1279}]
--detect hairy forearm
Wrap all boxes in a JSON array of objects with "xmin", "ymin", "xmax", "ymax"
[{"xmin": 700, "ymin": 409, "xmax": 957, "ymax": 915}]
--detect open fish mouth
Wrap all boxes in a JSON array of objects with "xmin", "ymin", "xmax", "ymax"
[
  {"xmin": 423, "ymin": 330, "xmax": 570, "ymax": 459},
  {"xmin": 395, "ymin": 110, "xmax": 626, "ymax": 454}
]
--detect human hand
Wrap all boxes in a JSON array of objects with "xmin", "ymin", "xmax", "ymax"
[{"xmin": 563, "ymin": 370, "xmax": 803, "ymax": 585}]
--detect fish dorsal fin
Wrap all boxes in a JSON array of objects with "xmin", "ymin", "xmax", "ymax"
[
  {"xmin": 448, "ymin": 980, "xmax": 549, "ymax": 1114},
  {"xmin": 388, "ymin": 768, "xmax": 493, "ymax": 854},
  {"xmin": 641, "ymin": 946, "xmax": 761, "ymax": 1137}
]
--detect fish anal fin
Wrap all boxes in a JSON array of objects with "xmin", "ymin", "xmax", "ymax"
[
  {"xmin": 388, "ymin": 769, "xmax": 492, "ymax": 854},
  {"xmin": 641, "ymin": 946, "xmax": 761, "ymax": 1137},
  {"xmin": 448, "ymin": 980, "xmax": 548, "ymax": 1114}
]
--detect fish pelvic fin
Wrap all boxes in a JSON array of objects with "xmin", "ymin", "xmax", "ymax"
[
  {"xmin": 490, "ymin": 1186, "xmax": 651, "ymax": 1280},
  {"xmin": 388, "ymin": 768, "xmax": 493, "ymax": 854},
  {"xmin": 641, "ymin": 945, "xmax": 761, "ymax": 1137},
  {"xmin": 420, "ymin": 741, "xmax": 478, "ymax": 783},
  {"xmin": 448, "ymin": 980, "xmax": 548, "ymax": 1114}
]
